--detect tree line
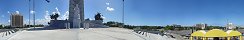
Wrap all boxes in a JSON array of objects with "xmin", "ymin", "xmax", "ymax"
[{"xmin": 103, "ymin": 21, "xmax": 244, "ymax": 31}]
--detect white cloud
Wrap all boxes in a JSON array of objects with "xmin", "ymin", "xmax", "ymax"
[
  {"xmin": 52, "ymin": 7, "xmax": 62, "ymax": 20},
  {"xmin": 8, "ymin": 20, "xmax": 10, "ymax": 23},
  {"xmin": 24, "ymin": 11, "xmax": 51, "ymax": 25},
  {"xmin": 30, "ymin": 10, "xmax": 35, "ymax": 14},
  {"xmin": 24, "ymin": 19, "xmax": 50, "ymax": 25},
  {"xmin": 24, "ymin": 19, "xmax": 33, "ymax": 25},
  {"xmin": 55, "ymin": 7, "xmax": 59, "ymax": 11},
  {"xmin": 23, "ymin": 7, "xmax": 68, "ymax": 25},
  {"xmin": 35, "ymin": 19, "xmax": 50, "ymax": 25},
  {"xmin": 1, "ymin": 20, "xmax": 11, "ymax": 25},
  {"xmin": 107, "ymin": 7, "xmax": 114, "ymax": 12},
  {"xmin": 101, "ymin": 16, "xmax": 106, "ymax": 19},
  {"xmin": 45, "ymin": 11, "xmax": 50, "ymax": 20},
  {"xmin": 7, "ymin": 11, "xmax": 10, "ymax": 13},
  {"xmin": 28, "ymin": 9, "xmax": 69, "ymax": 25},
  {"xmin": 16, "ymin": 11, "xmax": 20, "ymax": 14},
  {"xmin": 54, "ymin": 7, "xmax": 61, "ymax": 15},
  {"xmin": 27, "ymin": 10, "xmax": 49, "ymax": 25},
  {"xmin": 24, "ymin": 19, "xmax": 49, "ymax": 25},
  {"xmin": 106, "ymin": 2, "xmax": 114, "ymax": 12},
  {"xmin": 60, "ymin": 11, "xmax": 69, "ymax": 20},
  {"xmin": 52, "ymin": 12, "xmax": 55, "ymax": 14},
  {"xmin": 106, "ymin": 3, "xmax": 110, "ymax": 5},
  {"xmin": 33, "ymin": 11, "xmax": 51, "ymax": 25}
]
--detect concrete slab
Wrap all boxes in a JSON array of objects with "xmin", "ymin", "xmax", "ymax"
[
  {"xmin": 78, "ymin": 28, "xmax": 145, "ymax": 40},
  {"xmin": 8, "ymin": 29, "xmax": 78, "ymax": 40},
  {"xmin": 8, "ymin": 28, "xmax": 148, "ymax": 40}
]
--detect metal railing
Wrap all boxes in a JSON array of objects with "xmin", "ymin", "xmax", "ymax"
[
  {"xmin": 0, "ymin": 29, "xmax": 21, "ymax": 40},
  {"xmin": 133, "ymin": 30, "xmax": 176, "ymax": 40}
]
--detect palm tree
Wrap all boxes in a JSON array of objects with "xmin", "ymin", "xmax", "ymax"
[
  {"xmin": 54, "ymin": 13, "xmax": 59, "ymax": 20},
  {"xmin": 50, "ymin": 15, "xmax": 54, "ymax": 20},
  {"xmin": 50, "ymin": 13, "xmax": 59, "ymax": 20}
]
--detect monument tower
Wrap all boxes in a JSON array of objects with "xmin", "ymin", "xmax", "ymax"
[{"xmin": 69, "ymin": 0, "xmax": 84, "ymax": 28}]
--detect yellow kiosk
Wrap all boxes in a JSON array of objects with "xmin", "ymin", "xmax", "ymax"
[
  {"xmin": 191, "ymin": 29, "xmax": 242, "ymax": 40},
  {"xmin": 226, "ymin": 30, "xmax": 242, "ymax": 40},
  {"xmin": 191, "ymin": 30, "xmax": 206, "ymax": 40},
  {"xmin": 204, "ymin": 29, "xmax": 228, "ymax": 40}
]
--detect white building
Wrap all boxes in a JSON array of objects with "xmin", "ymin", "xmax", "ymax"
[
  {"xmin": 10, "ymin": 12, "xmax": 23, "ymax": 27},
  {"xmin": 226, "ymin": 23, "xmax": 236, "ymax": 30},
  {"xmin": 195, "ymin": 23, "xmax": 207, "ymax": 29}
]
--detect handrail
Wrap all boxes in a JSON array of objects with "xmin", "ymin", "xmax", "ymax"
[{"xmin": 0, "ymin": 29, "xmax": 21, "ymax": 40}]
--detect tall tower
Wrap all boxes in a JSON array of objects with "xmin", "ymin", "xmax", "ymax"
[
  {"xmin": 11, "ymin": 12, "xmax": 23, "ymax": 27},
  {"xmin": 69, "ymin": 0, "xmax": 84, "ymax": 28}
]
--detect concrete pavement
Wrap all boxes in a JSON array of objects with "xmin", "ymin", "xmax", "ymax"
[
  {"xmin": 78, "ymin": 28, "xmax": 145, "ymax": 40},
  {"xmin": 8, "ymin": 28, "xmax": 148, "ymax": 40},
  {"xmin": 8, "ymin": 29, "xmax": 78, "ymax": 40}
]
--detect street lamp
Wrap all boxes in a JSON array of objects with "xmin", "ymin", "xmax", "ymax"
[
  {"xmin": 28, "ymin": 0, "xmax": 35, "ymax": 29},
  {"xmin": 122, "ymin": 0, "xmax": 125, "ymax": 28},
  {"xmin": 28, "ymin": 0, "xmax": 31, "ymax": 28},
  {"xmin": 29, "ymin": 0, "xmax": 36, "ymax": 29}
]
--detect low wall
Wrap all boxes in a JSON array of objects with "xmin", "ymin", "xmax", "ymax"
[{"xmin": 48, "ymin": 20, "xmax": 68, "ymax": 29}]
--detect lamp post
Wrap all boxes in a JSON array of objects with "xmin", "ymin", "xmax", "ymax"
[
  {"xmin": 33, "ymin": 0, "xmax": 35, "ymax": 29},
  {"xmin": 28, "ymin": 0, "xmax": 31, "ymax": 28},
  {"xmin": 122, "ymin": 0, "xmax": 125, "ymax": 28},
  {"xmin": 29, "ymin": 0, "xmax": 35, "ymax": 29}
]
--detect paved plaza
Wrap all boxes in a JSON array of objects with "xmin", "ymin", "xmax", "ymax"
[{"xmin": 7, "ymin": 28, "xmax": 152, "ymax": 40}]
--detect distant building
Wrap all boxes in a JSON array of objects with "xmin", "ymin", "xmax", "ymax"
[
  {"xmin": 172, "ymin": 24, "xmax": 181, "ymax": 27},
  {"xmin": 196, "ymin": 23, "xmax": 207, "ymax": 29},
  {"xmin": 171, "ymin": 24, "xmax": 182, "ymax": 30},
  {"xmin": 10, "ymin": 13, "xmax": 23, "ymax": 27},
  {"xmin": 226, "ymin": 23, "xmax": 236, "ymax": 30}
]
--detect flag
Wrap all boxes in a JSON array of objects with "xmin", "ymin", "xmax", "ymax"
[{"xmin": 46, "ymin": 0, "xmax": 50, "ymax": 3}]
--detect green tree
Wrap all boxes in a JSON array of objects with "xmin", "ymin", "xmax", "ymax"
[
  {"xmin": 159, "ymin": 29, "xmax": 165, "ymax": 33},
  {"xmin": 104, "ymin": 21, "xmax": 124, "ymax": 27},
  {"xmin": 0, "ymin": 25, "xmax": 3, "ymax": 29},
  {"xmin": 164, "ymin": 25, "xmax": 174, "ymax": 30}
]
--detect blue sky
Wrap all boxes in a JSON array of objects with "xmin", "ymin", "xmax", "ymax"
[
  {"xmin": 124, "ymin": 0, "xmax": 244, "ymax": 26},
  {"xmin": 0, "ymin": 0, "xmax": 69, "ymax": 25},
  {"xmin": 1, "ymin": 0, "xmax": 244, "ymax": 26},
  {"xmin": 0, "ymin": 0, "xmax": 123, "ymax": 25}
]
